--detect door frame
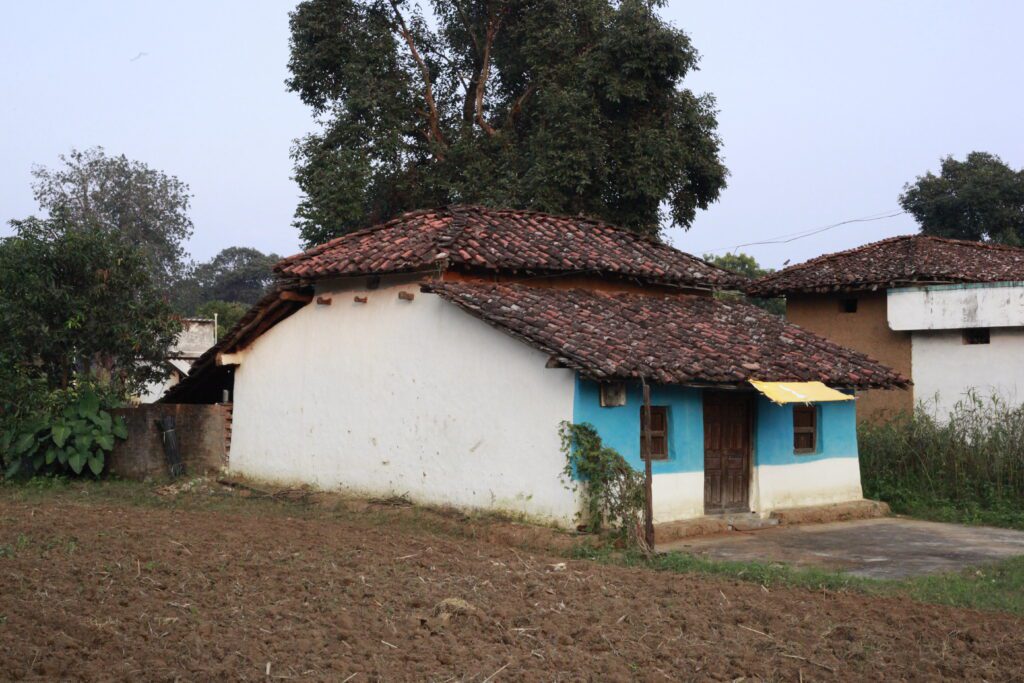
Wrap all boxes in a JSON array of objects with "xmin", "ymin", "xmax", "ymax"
[{"xmin": 702, "ymin": 389, "xmax": 755, "ymax": 515}]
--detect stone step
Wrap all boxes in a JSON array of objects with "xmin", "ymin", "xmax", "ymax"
[
  {"xmin": 722, "ymin": 513, "xmax": 780, "ymax": 532},
  {"xmin": 653, "ymin": 512, "xmax": 779, "ymax": 544}
]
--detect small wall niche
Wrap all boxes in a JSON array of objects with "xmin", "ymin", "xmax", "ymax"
[{"xmin": 599, "ymin": 381, "xmax": 627, "ymax": 407}]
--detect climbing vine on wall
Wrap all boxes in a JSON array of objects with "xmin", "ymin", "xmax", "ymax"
[{"xmin": 559, "ymin": 421, "xmax": 644, "ymax": 538}]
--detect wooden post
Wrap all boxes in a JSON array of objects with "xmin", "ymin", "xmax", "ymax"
[{"xmin": 641, "ymin": 378, "xmax": 655, "ymax": 550}]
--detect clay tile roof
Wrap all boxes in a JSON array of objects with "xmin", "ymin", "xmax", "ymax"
[
  {"xmin": 275, "ymin": 205, "xmax": 743, "ymax": 289},
  {"xmin": 748, "ymin": 234, "xmax": 1024, "ymax": 296},
  {"xmin": 425, "ymin": 282, "xmax": 909, "ymax": 389}
]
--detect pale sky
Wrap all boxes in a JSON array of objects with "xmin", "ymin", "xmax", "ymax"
[{"xmin": 2, "ymin": 1, "xmax": 1022, "ymax": 269}]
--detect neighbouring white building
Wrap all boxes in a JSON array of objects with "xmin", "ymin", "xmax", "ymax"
[
  {"xmin": 137, "ymin": 318, "xmax": 217, "ymax": 404},
  {"xmin": 751, "ymin": 235, "xmax": 1024, "ymax": 421},
  {"xmin": 888, "ymin": 281, "xmax": 1024, "ymax": 416},
  {"xmin": 163, "ymin": 206, "xmax": 906, "ymax": 528}
]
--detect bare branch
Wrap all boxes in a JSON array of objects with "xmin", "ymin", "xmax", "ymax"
[
  {"xmin": 474, "ymin": 7, "xmax": 504, "ymax": 137},
  {"xmin": 454, "ymin": 0, "xmax": 481, "ymax": 55},
  {"xmin": 388, "ymin": 0, "xmax": 447, "ymax": 155},
  {"xmin": 506, "ymin": 84, "xmax": 535, "ymax": 128}
]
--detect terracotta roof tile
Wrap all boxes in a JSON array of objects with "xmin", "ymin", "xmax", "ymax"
[
  {"xmin": 749, "ymin": 235, "xmax": 1024, "ymax": 296},
  {"xmin": 426, "ymin": 282, "xmax": 908, "ymax": 389},
  {"xmin": 275, "ymin": 205, "xmax": 742, "ymax": 289}
]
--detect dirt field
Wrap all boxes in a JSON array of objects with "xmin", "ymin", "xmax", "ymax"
[{"xmin": 1, "ymin": 487, "xmax": 1022, "ymax": 681}]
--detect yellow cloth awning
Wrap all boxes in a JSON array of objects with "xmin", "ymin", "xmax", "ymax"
[{"xmin": 748, "ymin": 380, "xmax": 854, "ymax": 405}]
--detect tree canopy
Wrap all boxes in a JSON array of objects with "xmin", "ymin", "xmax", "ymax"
[
  {"xmin": 180, "ymin": 247, "xmax": 280, "ymax": 310},
  {"xmin": 287, "ymin": 0, "xmax": 727, "ymax": 247},
  {"xmin": 0, "ymin": 217, "xmax": 181, "ymax": 399},
  {"xmin": 703, "ymin": 252, "xmax": 784, "ymax": 315},
  {"xmin": 900, "ymin": 152, "xmax": 1024, "ymax": 246},
  {"xmin": 702, "ymin": 252, "xmax": 769, "ymax": 281},
  {"xmin": 30, "ymin": 147, "xmax": 194, "ymax": 286}
]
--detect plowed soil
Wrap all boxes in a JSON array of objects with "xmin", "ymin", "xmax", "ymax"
[{"xmin": 1, "ymin": 490, "xmax": 1022, "ymax": 681}]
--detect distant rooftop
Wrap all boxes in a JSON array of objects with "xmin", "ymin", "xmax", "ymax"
[{"xmin": 749, "ymin": 235, "xmax": 1024, "ymax": 296}]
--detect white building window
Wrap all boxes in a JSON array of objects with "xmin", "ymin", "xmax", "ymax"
[{"xmin": 962, "ymin": 328, "xmax": 990, "ymax": 345}]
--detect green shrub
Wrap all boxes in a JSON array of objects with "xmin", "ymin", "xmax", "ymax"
[
  {"xmin": 860, "ymin": 392, "xmax": 1024, "ymax": 522},
  {"xmin": 1, "ymin": 386, "xmax": 127, "ymax": 479},
  {"xmin": 559, "ymin": 422, "xmax": 644, "ymax": 537}
]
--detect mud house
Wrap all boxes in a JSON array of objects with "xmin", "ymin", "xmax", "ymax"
[
  {"xmin": 163, "ymin": 206, "xmax": 906, "ymax": 527},
  {"xmin": 749, "ymin": 236, "xmax": 1024, "ymax": 421}
]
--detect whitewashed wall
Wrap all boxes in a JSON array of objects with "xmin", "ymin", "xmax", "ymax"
[
  {"xmin": 912, "ymin": 328, "xmax": 1024, "ymax": 416},
  {"xmin": 228, "ymin": 275, "xmax": 581, "ymax": 526},
  {"xmin": 888, "ymin": 282, "xmax": 1024, "ymax": 330},
  {"xmin": 751, "ymin": 459, "xmax": 863, "ymax": 512},
  {"xmin": 652, "ymin": 472, "xmax": 704, "ymax": 522}
]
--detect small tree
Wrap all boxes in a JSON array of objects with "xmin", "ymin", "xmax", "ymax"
[
  {"xmin": 900, "ymin": 152, "xmax": 1024, "ymax": 245},
  {"xmin": 0, "ymin": 216, "xmax": 181, "ymax": 398}
]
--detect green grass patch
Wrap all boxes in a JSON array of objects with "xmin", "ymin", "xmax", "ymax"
[
  {"xmin": 574, "ymin": 544, "xmax": 1024, "ymax": 615},
  {"xmin": 897, "ymin": 556, "xmax": 1024, "ymax": 614},
  {"xmin": 574, "ymin": 544, "xmax": 878, "ymax": 592}
]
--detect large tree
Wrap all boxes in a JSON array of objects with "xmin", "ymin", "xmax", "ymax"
[
  {"xmin": 30, "ymin": 147, "xmax": 194, "ymax": 286},
  {"xmin": 0, "ymin": 217, "xmax": 181, "ymax": 398},
  {"xmin": 900, "ymin": 152, "xmax": 1024, "ymax": 246},
  {"xmin": 287, "ymin": 0, "xmax": 727, "ymax": 246},
  {"xmin": 192, "ymin": 247, "xmax": 280, "ymax": 307},
  {"xmin": 174, "ymin": 247, "xmax": 280, "ymax": 314}
]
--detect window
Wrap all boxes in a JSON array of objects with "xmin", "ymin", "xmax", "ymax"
[
  {"xmin": 600, "ymin": 381, "xmax": 627, "ymax": 407},
  {"xmin": 839, "ymin": 298, "xmax": 858, "ymax": 313},
  {"xmin": 963, "ymin": 328, "xmax": 990, "ymax": 345},
  {"xmin": 793, "ymin": 406, "xmax": 817, "ymax": 454},
  {"xmin": 640, "ymin": 406, "xmax": 668, "ymax": 460}
]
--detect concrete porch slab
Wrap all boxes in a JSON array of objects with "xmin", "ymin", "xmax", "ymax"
[{"xmin": 658, "ymin": 517, "xmax": 1024, "ymax": 579}]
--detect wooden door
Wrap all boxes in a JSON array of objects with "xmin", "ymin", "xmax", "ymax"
[{"xmin": 703, "ymin": 392, "xmax": 752, "ymax": 513}]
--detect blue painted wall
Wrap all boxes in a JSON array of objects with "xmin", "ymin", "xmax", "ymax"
[
  {"xmin": 753, "ymin": 396, "xmax": 859, "ymax": 466},
  {"xmin": 573, "ymin": 378, "xmax": 859, "ymax": 471},
  {"xmin": 573, "ymin": 379, "xmax": 704, "ymax": 474}
]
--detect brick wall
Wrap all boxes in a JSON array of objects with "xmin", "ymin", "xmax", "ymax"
[{"xmin": 107, "ymin": 403, "xmax": 232, "ymax": 480}]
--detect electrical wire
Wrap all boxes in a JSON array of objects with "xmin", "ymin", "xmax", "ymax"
[{"xmin": 705, "ymin": 210, "xmax": 908, "ymax": 255}]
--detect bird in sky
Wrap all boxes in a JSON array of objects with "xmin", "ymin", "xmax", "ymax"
[{"xmin": 129, "ymin": 52, "xmax": 149, "ymax": 62}]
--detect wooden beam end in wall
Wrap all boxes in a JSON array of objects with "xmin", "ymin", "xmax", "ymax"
[{"xmin": 279, "ymin": 290, "xmax": 313, "ymax": 303}]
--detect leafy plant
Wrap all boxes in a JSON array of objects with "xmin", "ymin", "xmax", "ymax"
[
  {"xmin": 559, "ymin": 421, "xmax": 644, "ymax": 538},
  {"xmin": 1, "ymin": 388, "xmax": 127, "ymax": 479}
]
